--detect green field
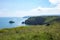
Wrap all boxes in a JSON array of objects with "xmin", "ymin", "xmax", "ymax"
[
  {"xmin": 0, "ymin": 16, "xmax": 60, "ymax": 40},
  {"xmin": 0, "ymin": 23, "xmax": 60, "ymax": 40}
]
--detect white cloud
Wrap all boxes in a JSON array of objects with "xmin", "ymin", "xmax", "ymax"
[
  {"xmin": 0, "ymin": 0, "xmax": 60, "ymax": 17},
  {"xmin": 0, "ymin": 7, "xmax": 60, "ymax": 17},
  {"xmin": 49, "ymin": 0, "xmax": 58, "ymax": 4},
  {"xmin": 16, "ymin": 7, "xmax": 60, "ymax": 17},
  {"xmin": 15, "ymin": 0, "xmax": 60, "ymax": 17},
  {"xmin": 49, "ymin": 0, "xmax": 60, "ymax": 8}
]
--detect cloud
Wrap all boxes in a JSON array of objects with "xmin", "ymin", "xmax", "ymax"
[
  {"xmin": 16, "ymin": 7, "xmax": 60, "ymax": 17},
  {"xmin": 15, "ymin": 0, "xmax": 60, "ymax": 17},
  {"xmin": 49, "ymin": 0, "xmax": 60, "ymax": 8},
  {"xmin": 49, "ymin": 0, "xmax": 58, "ymax": 4},
  {"xmin": 1, "ymin": 7, "xmax": 60, "ymax": 17},
  {"xmin": 16, "ymin": 10, "xmax": 40, "ymax": 17},
  {"xmin": 0, "ymin": 0, "xmax": 60, "ymax": 17}
]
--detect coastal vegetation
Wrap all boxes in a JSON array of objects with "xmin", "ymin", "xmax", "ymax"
[
  {"xmin": 0, "ymin": 16, "xmax": 60, "ymax": 40},
  {"xmin": 24, "ymin": 16, "xmax": 60, "ymax": 25}
]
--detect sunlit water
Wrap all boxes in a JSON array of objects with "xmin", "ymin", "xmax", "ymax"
[{"xmin": 0, "ymin": 17, "xmax": 28, "ymax": 29}]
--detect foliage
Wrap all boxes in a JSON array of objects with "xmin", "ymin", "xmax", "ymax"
[
  {"xmin": 0, "ymin": 16, "xmax": 60, "ymax": 40},
  {"xmin": 24, "ymin": 17, "xmax": 45, "ymax": 25},
  {"xmin": 24, "ymin": 16, "xmax": 60, "ymax": 25},
  {"xmin": 0, "ymin": 22, "xmax": 60, "ymax": 40}
]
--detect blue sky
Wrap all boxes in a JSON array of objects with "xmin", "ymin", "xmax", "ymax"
[
  {"xmin": 0, "ymin": 0, "xmax": 60, "ymax": 17},
  {"xmin": 0, "ymin": 0, "xmax": 51, "ymax": 10}
]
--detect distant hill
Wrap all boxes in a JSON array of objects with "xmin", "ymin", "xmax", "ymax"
[
  {"xmin": 24, "ymin": 16, "xmax": 60, "ymax": 25},
  {"xmin": 23, "ymin": 16, "xmax": 30, "ymax": 18}
]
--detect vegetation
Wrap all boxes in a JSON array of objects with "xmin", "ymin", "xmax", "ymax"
[
  {"xmin": 24, "ymin": 16, "xmax": 60, "ymax": 25},
  {"xmin": 0, "ymin": 22, "xmax": 60, "ymax": 40},
  {"xmin": 0, "ymin": 16, "xmax": 60, "ymax": 40}
]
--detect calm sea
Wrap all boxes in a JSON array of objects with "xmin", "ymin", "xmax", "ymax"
[{"xmin": 0, "ymin": 17, "xmax": 28, "ymax": 29}]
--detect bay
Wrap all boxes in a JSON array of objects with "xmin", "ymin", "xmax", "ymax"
[{"xmin": 0, "ymin": 17, "xmax": 28, "ymax": 29}]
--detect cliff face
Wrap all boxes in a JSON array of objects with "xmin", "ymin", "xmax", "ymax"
[{"xmin": 23, "ymin": 16, "xmax": 60, "ymax": 25}]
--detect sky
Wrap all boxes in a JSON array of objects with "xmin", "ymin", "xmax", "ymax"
[{"xmin": 0, "ymin": 0, "xmax": 60, "ymax": 17}]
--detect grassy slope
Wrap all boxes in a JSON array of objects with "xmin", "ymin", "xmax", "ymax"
[
  {"xmin": 0, "ymin": 22, "xmax": 60, "ymax": 40},
  {"xmin": 0, "ymin": 16, "xmax": 60, "ymax": 40},
  {"xmin": 24, "ymin": 16, "xmax": 60, "ymax": 25}
]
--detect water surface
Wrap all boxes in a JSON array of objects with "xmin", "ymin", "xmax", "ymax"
[{"xmin": 0, "ymin": 17, "xmax": 28, "ymax": 29}]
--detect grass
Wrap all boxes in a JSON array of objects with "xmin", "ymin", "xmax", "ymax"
[{"xmin": 0, "ymin": 22, "xmax": 60, "ymax": 40}]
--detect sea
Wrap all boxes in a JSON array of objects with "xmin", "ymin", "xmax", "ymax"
[{"xmin": 0, "ymin": 17, "xmax": 28, "ymax": 29}]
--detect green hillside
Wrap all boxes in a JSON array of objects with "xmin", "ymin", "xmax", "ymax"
[
  {"xmin": 0, "ymin": 16, "xmax": 60, "ymax": 40},
  {"xmin": 24, "ymin": 16, "xmax": 60, "ymax": 25}
]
